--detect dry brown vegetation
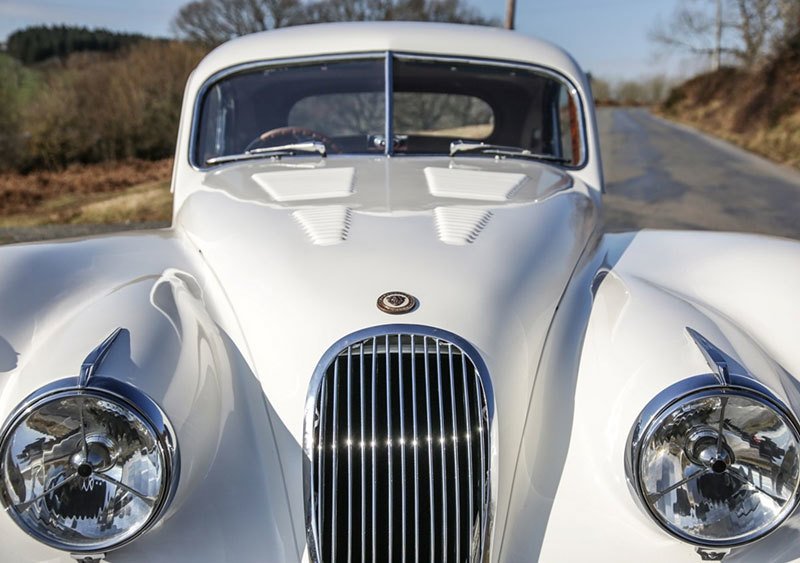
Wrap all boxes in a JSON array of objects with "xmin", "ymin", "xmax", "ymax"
[
  {"xmin": 23, "ymin": 42, "xmax": 205, "ymax": 169},
  {"xmin": 0, "ymin": 159, "xmax": 172, "ymax": 227},
  {"xmin": 660, "ymin": 32, "xmax": 800, "ymax": 168}
]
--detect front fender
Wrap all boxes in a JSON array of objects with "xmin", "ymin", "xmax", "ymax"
[
  {"xmin": 0, "ymin": 233, "xmax": 298, "ymax": 562},
  {"xmin": 524, "ymin": 231, "xmax": 800, "ymax": 562}
]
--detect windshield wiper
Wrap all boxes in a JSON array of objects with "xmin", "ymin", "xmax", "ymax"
[
  {"xmin": 449, "ymin": 140, "xmax": 570, "ymax": 164},
  {"xmin": 205, "ymin": 141, "xmax": 327, "ymax": 165}
]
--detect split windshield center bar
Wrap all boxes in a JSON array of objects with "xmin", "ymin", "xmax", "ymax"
[{"xmin": 385, "ymin": 51, "xmax": 394, "ymax": 156}]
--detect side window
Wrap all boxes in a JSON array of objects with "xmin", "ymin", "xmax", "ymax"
[
  {"xmin": 197, "ymin": 84, "xmax": 223, "ymax": 164},
  {"xmin": 558, "ymin": 86, "xmax": 580, "ymax": 165}
]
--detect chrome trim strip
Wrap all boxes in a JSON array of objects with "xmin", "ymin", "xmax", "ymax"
[
  {"xmin": 303, "ymin": 324, "xmax": 496, "ymax": 563},
  {"xmin": 188, "ymin": 52, "xmax": 589, "ymax": 171},
  {"xmin": 78, "ymin": 327, "xmax": 124, "ymax": 387},
  {"xmin": 687, "ymin": 327, "xmax": 731, "ymax": 385}
]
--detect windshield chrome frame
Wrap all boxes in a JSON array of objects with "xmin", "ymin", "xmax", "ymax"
[{"xmin": 188, "ymin": 51, "xmax": 589, "ymax": 171}]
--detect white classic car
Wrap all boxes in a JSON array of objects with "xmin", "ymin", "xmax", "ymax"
[{"xmin": 1, "ymin": 21, "xmax": 799, "ymax": 563}]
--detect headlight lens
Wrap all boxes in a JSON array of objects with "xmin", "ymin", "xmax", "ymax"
[
  {"xmin": 633, "ymin": 388, "xmax": 800, "ymax": 546},
  {"xmin": 0, "ymin": 387, "xmax": 176, "ymax": 552}
]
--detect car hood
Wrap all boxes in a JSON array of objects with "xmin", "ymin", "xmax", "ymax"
[{"xmin": 176, "ymin": 156, "xmax": 600, "ymax": 549}]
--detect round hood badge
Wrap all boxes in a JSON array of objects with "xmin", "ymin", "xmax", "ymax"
[{"xmin": 377, "ymin": 291, "xmax": 417, "ymax": 314}]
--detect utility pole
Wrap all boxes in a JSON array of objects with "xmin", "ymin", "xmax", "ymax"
[
  {"xmin": 505, "ymin": 0, "xmax": 516, "ymax": 30},
  {"xmin": 713, "ymin": 0, "xmax": 722, "ymax": 70}
]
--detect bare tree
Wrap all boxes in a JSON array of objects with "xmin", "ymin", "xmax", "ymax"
[
  {"xmin": 775, "ymin": 0, "xmax": 800, "ymax": 45},
  {"xmin": 172, "ymin": 0, "xmax": 303, "ymax": 45},
  {"xmin": 172, "ymin": 0, "xmax": 497, "ymax": 45},
  {"xmin": 650, "ymin": 2, "xmax": 725, "ymax": 65},
  {"xmin": 300, "ymin": 0, "xmax": 496, "ymax": 26},
  {"xmin": 650, "ymin": 0, "xmax": 788, "ymax": 69},
  {"xmin": 731, "ymin": 0, "xmax": 780, "ymax": 66}
]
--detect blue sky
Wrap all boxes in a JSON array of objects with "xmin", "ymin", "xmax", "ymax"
[{"xmin": 0, "ymin": 0, "xmax": 708, "ymax": 80}]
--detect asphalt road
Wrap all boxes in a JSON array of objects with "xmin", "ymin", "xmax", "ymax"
[
  {"xmin": 599, "ymin": 107, "xmax": 800, "ymax": 240},
  {"xmin": 1, "ymin": 108, "xmax": 799, "ymax": 244}
]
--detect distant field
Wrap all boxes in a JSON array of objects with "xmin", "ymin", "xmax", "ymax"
[{"xmin": 0, "ymin": 159, "xmax": 172, "ymax": 243}]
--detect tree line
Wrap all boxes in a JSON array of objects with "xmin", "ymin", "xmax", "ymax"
[{"xmin": 5, "ymin": 25, "xmax": 150, "ymax": 65}]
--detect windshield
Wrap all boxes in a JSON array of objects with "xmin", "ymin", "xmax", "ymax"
[{"xmin": 193, "ymin": 54, "xmax": 583, "ymax": 166}]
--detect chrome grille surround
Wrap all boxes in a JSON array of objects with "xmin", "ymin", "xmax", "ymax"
[{"xmin": 304, "ymin": 325, "xmax": 495, "ymax": 563}]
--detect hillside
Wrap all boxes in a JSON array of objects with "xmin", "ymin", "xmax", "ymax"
[{"xmin": 661, "ymin": 32, "xmax": 800, "ymax": 169}]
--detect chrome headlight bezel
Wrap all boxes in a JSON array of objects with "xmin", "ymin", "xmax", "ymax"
[
  {"xmin": 626, "ymin": 374, "xmax": 800, "ymax": 548},
  {"xmin": 0, "ymin": 376, "xmax": 180, "ymax": 553}
]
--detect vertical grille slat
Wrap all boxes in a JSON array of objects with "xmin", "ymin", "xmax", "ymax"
[
  {"xmin": 461, "ymin": 353, "xmax": 474, "ymax": 547},
  {"xmin": 448, "ymin": 344, "xmax": 461, "ymax": 563},
  {"xmin": 476, "ymin": 365, "xmax": 487, "ymax": 558},
  {"xmin": 346, "ymin": 348, "xmax": 354, "ymax": 563},
  {"xmin": 423, "ymin": 337, "xmax": 436, "ymax": 563},
  {"xmin": 331, "ymin": 359, "xmax": 340, "ymax": 563},
  {"xmin": 385, "ymin": 335, "xmax": 393, "ymax": 563},
  {"xmin": 370, "ymin": 337, "xmax": 377, "ymax": 563},
  {"xmin": 398, "ymin": 335, "xmax": 408, "ymax": 563},
  {"xmin": 308, "ymin": 329, "xmax": 491, "ymax": 563},
  {"xmin": 410, "ymin": 337, "xmax": 420, "ymax": 563},
  {"xmin": 316, "ymin": 378, "xmax": 327, "ymax": 556},
  {"xmin": 436, "ymin": 339, "xmax": 448, "ymax": 563},
  {"xmin": 359, "ymin": 343, "xmax": 366, "ymax": 563}
]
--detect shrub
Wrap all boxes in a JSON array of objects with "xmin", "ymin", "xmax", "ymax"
[{"xmin": 22, "ymin": 41, "xmax": 206, "ymax": 169}]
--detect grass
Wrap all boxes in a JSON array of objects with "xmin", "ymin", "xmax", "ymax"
[
  {"xmin": 0, "ymin": 179, "xmax": 172, "ymax": 228},
  {"xmin": 658, "ymin": 107, "xmax": 800, "ymax": 171},
  {"xmin": 0, "ymin": 158, "xmax": 173, "ymax": 232}
]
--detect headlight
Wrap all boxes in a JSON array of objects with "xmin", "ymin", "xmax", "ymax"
[
  {"xmin": 0, "ymin": 379, "xmax": 178, "ymax": 553},
  {"xmin": 628, "ymin": 382, "xmax": 800, "ymax": 547}
]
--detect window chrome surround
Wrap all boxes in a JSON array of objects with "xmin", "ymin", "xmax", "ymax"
[
  {"xmin": 625, "ymin": 327, "xmax": 800, "ymax": 548},
  {"xmin": 188, "ymin": 51, "xmax": 590, "ymax": 171},
  {"xmin": 302, "ymin": 324, "xmax": 497, "ymax": 563},
  {"xmin": 0, "ymin": 331, "xmax": 180, "ymax": 554}
]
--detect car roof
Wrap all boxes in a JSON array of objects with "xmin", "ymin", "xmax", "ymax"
[{"xmin": 191, "ymin": 21, "xmax": 586, "ymax": 88}]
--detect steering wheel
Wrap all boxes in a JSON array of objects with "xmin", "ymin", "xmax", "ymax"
[{"xmin": 245, "ymin": 126, "xmax": 342, "ymax": 153}]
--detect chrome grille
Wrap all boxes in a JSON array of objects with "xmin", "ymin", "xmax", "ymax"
[{"xmin": 305, "ymin": 329, "xmax": 492, "ymax": 563}]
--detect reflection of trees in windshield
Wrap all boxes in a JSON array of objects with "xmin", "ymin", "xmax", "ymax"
[
  {"xmin": 394, "ymin": 93, "xmax": 493, "ymax": 137},
  {"xmin": 288, "ymin": 91, "xmax": 493, "ymax": 138},
  {"xmin": 289, "ymin": 93, "xmax": 384, "ymax": 136}
]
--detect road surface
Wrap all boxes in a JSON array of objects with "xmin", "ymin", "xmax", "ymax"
[{"xmin": 599, "ymin": 107, "xmax": 800, "ymax": 240}]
